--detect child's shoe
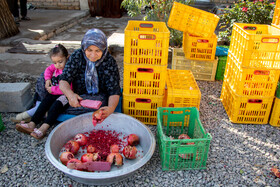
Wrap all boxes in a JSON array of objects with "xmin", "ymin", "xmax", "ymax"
[{"xmin": 11, "ymin": 111, "xmax": 31, "ymax": 122}]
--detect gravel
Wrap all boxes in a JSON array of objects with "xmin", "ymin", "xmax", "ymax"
[
  {"xmin": 1, "ymin": 78, "xmax": 280, "ymax": 187},
  {"xmin": 0, "ymin": 15, "xmax": 279, "ymax": 186}
]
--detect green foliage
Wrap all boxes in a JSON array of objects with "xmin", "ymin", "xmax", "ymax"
[
  {"xmin": 218, "ymin": 0, "xmax": 275, "ymax": 44},
  {"xmin": 121, "ymin": 0, "xmax": 195, "ymax": 47}
]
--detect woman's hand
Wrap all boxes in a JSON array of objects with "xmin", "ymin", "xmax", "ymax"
[
  {"xmin": 68, "ymin": 93, "xmax": 83, "ymax": 107},
  {"xmin": 99, "ymin": 106, "xmax": 115, "ymax": 119}
]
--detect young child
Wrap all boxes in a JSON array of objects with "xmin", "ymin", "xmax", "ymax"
[
  {"xmin": 11, "ymin": 44, "xmax": 70, "ymax": 123},
  {"xmin": 15, "ymin": 44, "xmax": 72, "ymax": 139}
]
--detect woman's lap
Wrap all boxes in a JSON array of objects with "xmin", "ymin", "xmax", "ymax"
[{"xmin": 63, "ymin": 93, "xmax": 108, "ymax": 115}]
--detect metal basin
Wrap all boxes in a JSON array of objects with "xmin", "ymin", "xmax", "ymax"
[{"xmin": 45, "ymin": 112, "xmax": 156, "ymax": 185}]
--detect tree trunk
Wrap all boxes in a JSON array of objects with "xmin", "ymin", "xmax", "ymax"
[{"xmin": 0, "ymin": 0, "xmax": 19, "ymax": 39}]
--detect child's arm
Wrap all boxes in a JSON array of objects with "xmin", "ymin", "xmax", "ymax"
[
  {"xmin": 44, "ymin": 64, "xmax": 55, "ymax": 80},
  {"xmin": 44, "ymin": 64, "xmax": 56, "ymax": 92},
  {"xmin": 51, "ymin": 82, "xmax": 73, "ymax": 95}
]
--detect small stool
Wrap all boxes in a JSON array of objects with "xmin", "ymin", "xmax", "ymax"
[{"xmin": 0, "ymin": 83, "xmax": 33, "ymax": 112}]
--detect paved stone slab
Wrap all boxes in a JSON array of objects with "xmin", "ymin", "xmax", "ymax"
[{"xmin": 0, "ymin": 83, "xmax": 33, "ymax": 112}]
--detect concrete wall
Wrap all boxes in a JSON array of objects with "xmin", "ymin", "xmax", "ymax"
[
  {"xmin": 28, "ymin": 0, "xmax": 81, "ymax": 10},
  {"xmin": 28, "ymin": 0, "xmax": 235, "ymax": 10}
]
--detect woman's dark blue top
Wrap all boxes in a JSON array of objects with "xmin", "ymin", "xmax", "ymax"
[{"xmin": 59, "ymin": 48, "xmax": 121, "ymax": 97}]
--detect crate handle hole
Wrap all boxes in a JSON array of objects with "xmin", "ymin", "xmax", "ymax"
[
  {"xmin": 197, "ymin": 39, "xmax": 209, "ymax": 43},
  {"xmin": 140, "ymin": 23, "xmax": 153, "ymax": 28},
  {"xmin": 137, "ymin": 68, "xmax": 154, "ymax": 73},
  {"xmin": 243, "ymin": 26, "xmax": 257, "ymax": 30},
  {"xmin": 248, "ymin": 99, "xmax": 262, "ymax": 103},
  {"xmin": 170, "ymin": 111, "xmax": 183, "ymax": 114},
  {"xmin": 261, "ymin": 37, "xmax": 279, "ymax": 43},
  {"xmin": 136, "ymin": 98, "xmax": 151, "ymax": 103},
  {"xmin": 138, "ymin": 34, "xmax": 156, "ymax": 40},
  {"xmin": 254, "ymin": 70, "xmax": 270, "ymax": 75}
]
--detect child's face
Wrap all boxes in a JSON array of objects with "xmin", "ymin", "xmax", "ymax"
[
  {"xmin": 51, "ymin": 54, "xmax": 67, "ymax": 70},
  {"xmin": 85, "ymin": 45, "xmax": 103, "ymax": 62}
]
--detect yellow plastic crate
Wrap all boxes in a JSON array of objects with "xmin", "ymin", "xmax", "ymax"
[
  {"xmin": 224, "ymin": 51, "xmax": 280, "ymax": 97},
  {"xmin": 220, "ymin": 81, "xmax": 274, "ymax": 124},
  {"xmin": 183, "ymin": 33, "xmax": 217, "ymax": 61},
  {"xmin": 171, "ymin": 48, "xmax": 218, "ymax": 81},
  {"xmin": 124, "ymin": 20, "xmax": 170, "ymax": 66},
  {"xmin": 164, "ymin": 70, "xmax": 201, "ymax": 109},
  {"xmin": 272, "ymin": 0, "xmax": 280, "ymax": 30},
  {"xmin": 229, "ymin": 23, "xmax": 280, "ymax": 69},
  {"xmin": 168, "ymin": 1, "xmax": 219, "ymax": 38},
  {"xmin": 123, "ymin": 62, "xmax": 167, "ymax": 96},
  {"xmin": 122, "ymin": 93, "xmax": 163, "ymax": 125},
  {"xmin": 269, "ymin": 97, "xmax": 280, "ymax": 127}
]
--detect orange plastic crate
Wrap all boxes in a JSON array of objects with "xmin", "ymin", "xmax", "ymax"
[
  {"xmin": 123, "ymin": 62, "xmax": 167, "ymax": 96},
  {"xmin": 183, "ymin": 33, "xmax": 217, "ymax": 61},
  {"xmin": 269, "ymin": 97, "xmax": 280, "ymax": 127},
  {"xmin": 164, "ymin": 70, "xmax": 201, "ymax": 109},
  {"xmin": 168, "ymin": 1, "xmax": 219, "ymax": 38},
  {"xmin": 272, "ymin": 0, "xmax": 280, "ymax": 30},
  {"xmin": 122, "ymin": 93, "xmax": 163, "ymax": 125},
  {"xmin": 224, "ymin": 51, "xmax": 280, "ymax": 97},
  {"xmin": 220, "ymin": 80, "xmax": 274, "ymax": 124},
  {"xmin": 171, "ymin": 48, "xmax": 218, "ymax": 81},
  {"xmin": 124, "ymin": 20, "xmax": 170, "ymax": 66},
  {"xmin": 229, "ymin": 23, "xmax": 280, "ymax": 69}
]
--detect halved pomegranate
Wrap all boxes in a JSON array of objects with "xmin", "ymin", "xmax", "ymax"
[
  {"xmin": 60, "ymin": 152, "xmax": 74, "ymax": 165},
  {"xmin": 64, "ymin": 140, "xmax": 80, "ymax": 155},
  {"xmin": 106, "ymin": 153, "xmax": 123, "ymax": 166},
  {"xmin": 122, "ymin": 145, "xmax": 137, "ymax": 159},
  {"xmin": 74, "ymin": 133, "xmax": 87, "ymax": 146}
]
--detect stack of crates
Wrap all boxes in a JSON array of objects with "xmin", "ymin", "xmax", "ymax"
[
  {"xmin": 220, "ymin": 22, "xmax": 280, "ymax": 124},
  {"xmin": 269, "ymin": 0, "xmax": 280, "ymax": 127},
  {"xmin": 122, "ymin": 21, "xmax": 170, "ymax": 125},
  {"xmin": 168, "ymin": 2, "xmax": 220, "ymax": 81}
]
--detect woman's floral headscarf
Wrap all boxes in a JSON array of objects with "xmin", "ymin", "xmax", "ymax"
[{"xmin": 81, "ymin": 28, "xmax": 108, "ymax": 94}]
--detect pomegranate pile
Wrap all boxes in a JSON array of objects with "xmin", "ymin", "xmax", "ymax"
[{"xmin": 59, "ymin": 131, "xmax": 141, "ymax": 172}]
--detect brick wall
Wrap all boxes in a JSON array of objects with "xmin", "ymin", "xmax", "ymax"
[{"xmin": 28, "ymin": 0, "xmax": 80, "ymax": 10}]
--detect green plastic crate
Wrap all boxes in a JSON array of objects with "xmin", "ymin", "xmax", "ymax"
[
  {"xmin": 276, "ymin": 82, "xmax": 280, "ymax": 99},
  {"xmin": 157, "ymin": 107, "xmax": 212, "ymax": 171},
  {"xmin": 0, "ymin": 114, "xmax": 5, "ymax": 132},
  {"xmin": 215, "ymin": 56, "xmax": 227, "ymax": 81}
]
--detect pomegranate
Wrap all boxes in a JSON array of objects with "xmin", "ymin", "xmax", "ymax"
[
  {"xmin": 178, "ymin": 134, "xmax": 194, "ymax": 145},
  {"xmin": 92, "ymin": 110, "xmax": 104, "ymax": 126},
  {"xmin": 106, "ymin": 153, "xmax": 123, "ymax": 166},
  {"xmin": 87, "ymin": 144, "xmax": 96, "ymax": 153},
  {"xmin": 64, "ymin": 140, "xmax": 80, "ymax": 155},
  {"xmin": 178, "ymin": 133, "xmax": 195, "ymax": 159},
  {"xmin": 127, "ymin": 134, "xmax": 140, "ymax": 146},
  {"xmin": 74, "ymin": 133, "xmax": 87, "ymax": 146},
  {"xmin": 81, "ymin": 153, "xmax": 94, "ymax": 163},
  {"xmin": 60, "ymin": 152, "xmax": 74, "ymax": 165},
  {"xmin": 66, "ymin": 158, "xmax": 82, "ymax": 170},
  {"xmin": 122, "ymin": 145, "xmax": 137, "ymax": 159},
  {"xmin": 110, "ymin": 144, "xmax": 119, "ymax": 153}
]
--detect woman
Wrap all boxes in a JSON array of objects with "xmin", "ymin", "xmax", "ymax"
[{"xmin": 59, "ymin": 28, "xmax": 121, "ymax": 119}]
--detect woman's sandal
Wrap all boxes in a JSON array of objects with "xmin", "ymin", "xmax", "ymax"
[
  {"xmin": 30, "ymin": 128, "xmax": 45, "ymax": 140},
  {"xmin": 15, "ymin": 121, "xmax": 34, "ymax": 134}
]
